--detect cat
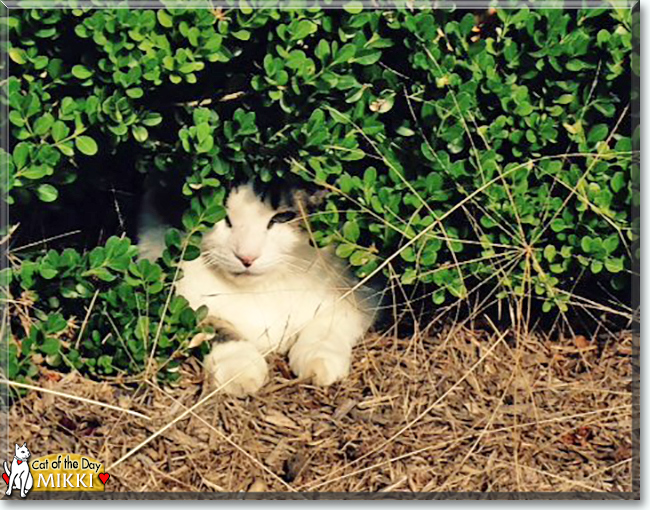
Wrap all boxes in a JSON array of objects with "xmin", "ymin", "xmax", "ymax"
[
  {"xmin": 4, "ymin": 443, "xmax": 34, "ymax": 498},
  {"xmin": 139, "ymin": 179, "xmax": 378, "ymax": 396}
]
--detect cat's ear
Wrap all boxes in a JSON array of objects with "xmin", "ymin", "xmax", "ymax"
[
  {"xmin": 15, "ymin": 444, "xmax": 19, "ymax": 451},
  {"xmin": 22, "ymin": 443, "xmax": 26, "ymax": 447},
  {"xmin": 309, "ymin": 189, "xmax": 328, "ymax": 208},
  {"xmin": 293, "ymin": 188, "xmax": 328, "ymax": 211}
]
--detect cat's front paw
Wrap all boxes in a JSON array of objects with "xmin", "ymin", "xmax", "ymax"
[
  {"xmin": 289, "ymin": 346, "xmax": 350, "ymax": 386},
  {"xmin": 204, "ymin": 342, "xmax": 268, "ymax": 397}
]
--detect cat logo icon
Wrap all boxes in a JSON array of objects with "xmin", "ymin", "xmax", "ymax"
[{"xmin": 3, "ymin": 442, "xmax": 34, "ymax": 498}]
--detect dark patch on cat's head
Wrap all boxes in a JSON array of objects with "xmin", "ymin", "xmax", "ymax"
[{"xmin": 228, "ymin": 175, "xmax": 327, "ymax": 212}]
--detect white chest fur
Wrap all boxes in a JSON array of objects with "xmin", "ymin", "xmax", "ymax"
[{"xmin": 176, "ymin": 254, "xmax": 370, "ymax": 355}]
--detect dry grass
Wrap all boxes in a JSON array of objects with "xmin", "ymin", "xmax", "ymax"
[{"xmin": 6, "ymin": 324, "xmax": 633, "ymax": 494}]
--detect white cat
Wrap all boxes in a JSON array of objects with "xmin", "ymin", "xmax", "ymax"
[
  {"xmin": 139, "ymin": 181, "xmax": 378, "ymax": 396},
  {"xmin": 4, "ymin": 443, "xmax": 33, "ymax": 498}
]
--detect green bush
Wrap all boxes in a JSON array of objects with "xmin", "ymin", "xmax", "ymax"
[{"xmin": 2, "ymin": 6, "xmax": 637, "ymax": 383}]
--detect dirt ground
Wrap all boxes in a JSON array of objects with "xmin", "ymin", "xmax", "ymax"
[{"xmin": 4, "ymin": 325, "xmax": 634, "ymax": 494}]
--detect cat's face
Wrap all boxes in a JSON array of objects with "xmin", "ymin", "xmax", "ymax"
[
  {"xmin": 201, "ymin": 183, "xmax": 312, "ymax": 277},
  {"xmin": 15, "ymin": 443, "xmax": 30, "ymax": 460}
]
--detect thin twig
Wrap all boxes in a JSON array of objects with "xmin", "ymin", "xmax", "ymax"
[{"xmin": 1, "ymin": 379, "xmax": 150, "ymax": 421}]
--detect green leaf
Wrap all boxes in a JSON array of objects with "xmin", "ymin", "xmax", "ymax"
[
  {"xmin": 516, "ymin": 102, "xmax": 534, "ymax": 116},
  {"xmin": 343, "ymin": 1, "xmax": 363, "ymax": 13},
  {"xmin": 591, "ymin": 259, "xmax": 603, "ymax": 274},
  {"xmin": 354, "ymin": 51, "xmax": 382, "ymax": 66},
  {"xmin": 363, "ymin": 167, "xmax": 377, "ymax": 188},
  {"xmin": 336, "ymin": 243, "xmax": 355, "ymax": 258},
  {"xmin": 343, "ymin": 221, "xmax": 360, "ymax": 242},
  {"xmin": 555, "ymin": 94, "xmax": 574, "ymax": 105},
  {"xmin": 51, "ymin": 120, "xmax": 69, "ymax": 142},
  {"xmin": 566, "ymin": 59, "xmax": 590, "ymax": 72},
  {"xmin": 604, "ymin": 257, "xmax": 624, "ymax": 273},
  {"xmin": 327, "ymin": 107, "xmax": 350, "ymax": 124},
  {"xmin": 543, "ymin": 245, "xmax": 557, "ymax": 263},
  {"xmin": 611, "ymin": 171, "xmax": 626, "ymax": 193},
  {"xmin": 13, "ymin": 142, "xmax": 30, "ymax": 169},
  {"xmin": 421, "ymin": 247, "xmax": 437, "ymax": 266},
  {"xmin": 39, "ymin": 265, "xmax": 57, "ymax": 279},
  {"xmin": 142, "ymin": 113, "xmax": 163, "ymax": 127},
  {"xmin": 9, "ymin": 110, "xmax": 24, "ymax": 127},
  {"xmin": 33, "ymin": 113, "xmax": 55, "ymax": 136},
  {"xmin": 58, "ymin": 142, "xmax": 74, "ymax": 157},
  {"xmin": 594, "ymin": 101, "xmax": 616, "ymax": 118},
  {"xmin": 563, "ymin": 120, "xmax": 582, "ymax": 135},
  {"xmin": 71, "ymin": 65, "xmax": 93, "ymax": 80},
  {"xmin": 132, "ymin": 125, "xmax": 149, "ymax": 143},
  {"xmin": 157, "ymin": 10, "xmax": 173, "ymax": 28},
  {"xmin": 8, "ymin": 48, "xmax": 26, "ymax": 65},
  {"xmin": 315, "ymin": 40, "xmax": 330, "ymax": 61},
  {"xmin": 91, "ymin": 267, "xmax": 116, "ymax": 282},
  {"xmin": 41, "ymin": 337, "xmax": 60, "ymax": 355},
  {"xmin": 587, "ymin": 124, "xmax": 608, "ymax": 144},
  {"xmin": 350, "ymin": 250, "xmax": 369, "ymax": 266},
  {"xmin": 75, "ymin": 135, "xmax": 98, "ymax": 156},
  {"xmin": 460, "ymin": 13, "xmax": 475, "ymax": 37},
  {"xmin": 126, "ymin": 87, "xmax": 144, "ymax": 99},
  {"xmin": 36, "ymin": 184, "xmax": 58, "ymax": 202},
  {"xmin": 397, "ymin": 126, "xmax": 416, "ymax": 137},
  {"xmin": 333, "ymin": 44, "xmax": 356, "ymax": 66},
  {"xmin": 22, "ymin": 165, "xmax": 50, "ymax": 180},
  {"xmin": 602, "ymin": 235, "xmax": 619, "ymax": 254},
  {"xmin": 232, "ymin": 30, "xmax": 251, "ymax": 41},
  {"xmin": 290, "ymin": 20, "xmax": 317, "ymax": 41},
  {"xmin": 400, "ymin": 246, "xmax": 416, "ymax": 263},
  {"xmin": 89, "ymin": 248, "xmax": 105, "ymax": 270},
  {"xmin": 597, "ymin": 29, "xmax": 610, "ymax": 45}
]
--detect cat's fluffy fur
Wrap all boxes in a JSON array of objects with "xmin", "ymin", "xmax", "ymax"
[{"xmin": 140, "ymin": 181, "xmax": 377, "ymax": 396}]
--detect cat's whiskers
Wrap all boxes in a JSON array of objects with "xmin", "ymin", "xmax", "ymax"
[
  {"xmin": 278, "ymin": 259, "xmax": 312, "ymax": 274},
  {"xmin": 203, "ymin": 249, "xmax": 319, "ymax": 278}
]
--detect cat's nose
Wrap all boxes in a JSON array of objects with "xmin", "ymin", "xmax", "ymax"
[{"xmin": 236, "ymin": 254, "xmax": 257, "ymax": 268}]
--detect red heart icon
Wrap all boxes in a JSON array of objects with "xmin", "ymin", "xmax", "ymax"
[
  {"xmin": 2, "ymin": 473, "xmax": 8, "ymax": 485},
  {"xmin": 98, "ymin": 473, "xmax": 110, "ymax": 485}
]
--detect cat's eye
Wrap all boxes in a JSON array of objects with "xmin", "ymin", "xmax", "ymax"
[
  {"xmin": 225, "ymin": 216, "xmax": 233, "ymax": 228},
  {"xmin": 268, "ymin": 211, "xmax": 296, "ymax": 228}
]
